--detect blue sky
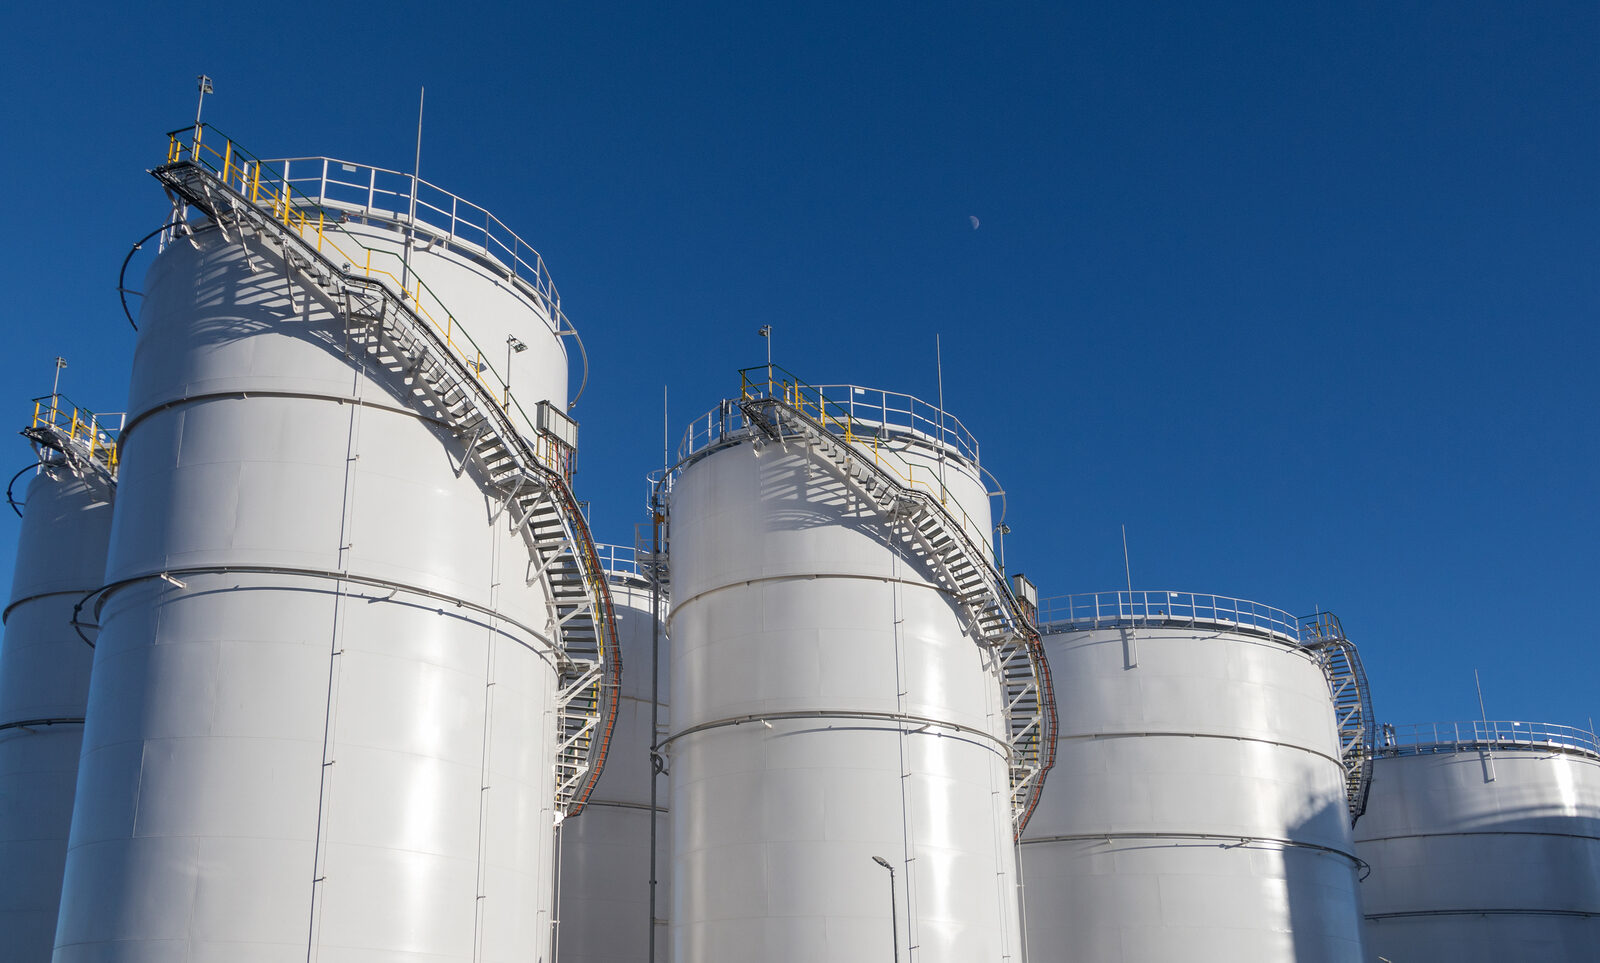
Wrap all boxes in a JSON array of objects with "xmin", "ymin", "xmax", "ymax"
[{"xmin": 1, "ymin": 2, "xmax": 1595, "ymax": 731}]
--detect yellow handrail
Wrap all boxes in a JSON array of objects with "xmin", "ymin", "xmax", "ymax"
[{"xmin": 29, "ymin": 395, "xmax": 122, "ymax": 472}]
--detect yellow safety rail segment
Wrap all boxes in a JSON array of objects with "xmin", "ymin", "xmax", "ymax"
[
  {"xmin": 29, "ymin": 395, "xmax": 122, "ymax": 474},
  {"xmin": 164, "ymin": 127, "xmax": 568, "ymax": 481},
  {"xmin": 739, "ymin": 367, "xmax": 993, "ymax": 558}
]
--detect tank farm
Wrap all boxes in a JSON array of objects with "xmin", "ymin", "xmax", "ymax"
[{"xmin": 1, "ymin": 123, "xmax": 1595, "ymax": 962}]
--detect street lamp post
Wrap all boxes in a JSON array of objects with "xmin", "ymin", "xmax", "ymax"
[
  {"xmin": 50, "ymin": 357, "xmax": 67, "ymax": 417},
  {"xmin": 506, "ymin": 334, "xmax": 527, "ymax": 409},
  {"xmin": 192, "ymin": 75, "xmax": 213, "ymax": 151},
  {"xmin": 871, "ymin": 855, "xmax": 900, "ymax": 963}
]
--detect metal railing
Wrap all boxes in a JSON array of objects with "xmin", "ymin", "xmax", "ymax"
[
  {"xmin": 1379, "ymin": 721, "xmax": 1600, "ymax": 759},
  {"xmin": 676, "ymin": 366, "xmax": 995, "ymax": 556},
  {"xmin": 1036, "ymin": 590, "xmax": 1304, "ymax": 644},
  {"xmin": 28, "ymin": 395, "xmax": 125, "ymax": 474},
  {"xmin": 676, "ymin": 371, "xmax": 979, "ymax": 465},
  {"xmin": 265, "ymin": 155, "xmax": 563, "ymax": 312},
  {"xmin": 594, "ymin": 542, "xmax": 643, "ymax": 579},
  {"xmin": 162, "ymin": 125, "xmax": 577, "ymax": 474}
]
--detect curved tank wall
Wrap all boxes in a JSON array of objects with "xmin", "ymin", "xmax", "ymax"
[
  {"xmin": 0, "ymin": 466, "xmax": 112, "ymax": 960},
  {"xmin": 54, "ymin": 186, "xmax": 571, "ymax": 962},
  {"xmin": 1021, "ymin": 596, "xmax": 1365, "ymax": 962},
  {"xmin": 666, "ymin": 404, "xmax": 1022, "ymax": 963},
  {"xmin": 1355, "ymin": 722, "xmax": 1600, "ymax": 961},
  {"xmin": 558, "ymin": 548, "xmax": 670, "ymax": 963}
]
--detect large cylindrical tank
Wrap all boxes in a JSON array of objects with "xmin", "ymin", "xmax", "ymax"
[
  {"xmin": 1021, "ymin": 592, "xmax": 1365, "ymax": 962},
  {"xmin": 54, "ymin": 153, "xmax": 573, "ymax": 961},
  {"xmin": 665, "ymin": 383, "xmax": 1023, "ymax": 963},
  {"xmin": 0, "ymin": 463, "xmax": 112, "ymax": 960},
  {"xmin": 558, "ymin": 544, "xmax": 670, "ymax": 963},
  {"xmin": 1355, "ymin": 720, "xmax": 1600, "ymax": 961}
]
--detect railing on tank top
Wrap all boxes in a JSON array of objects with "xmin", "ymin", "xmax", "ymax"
[
  {"xmin": 162, "ymin": 125, "xmax": 577, "ymax": 480},
  {"xmin": 27, "ymin": 394, "xmax": 125, "ymax": 476},
  {"xmin": 263, "ymin": 155, "xmax": 562, "ymax": 315},
  {"xmin": 1378, "ymin": 720, "xmax": 1600, "ymax": 760},
  {"xmin": 594, "ymin": 543, "xmax": 645, "ymax": 579},
  {"xmin": 1036, "ymin": 590, "xmax": 1305, "ymax": 644},
  {"xmin": 675, "ymin": 365, "xmax": 997, "ymax": 558}
]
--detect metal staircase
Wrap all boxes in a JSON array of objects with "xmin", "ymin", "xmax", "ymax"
[
  {"xmin": 734, "ymin": 374, "xmax": 1057, "ymax": 837},
  {"xmin": 150, "ymin": 127, "xmax": 620, "ymax": 818},
  {"xmin": 1300, "ymin": 612, "xmax": 1374, "ymax": 826}
]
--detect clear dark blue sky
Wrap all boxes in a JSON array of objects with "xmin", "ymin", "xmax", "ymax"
[{"xmin": 2, "ymin": 2, "xmax": 1595, "ymax": 730}]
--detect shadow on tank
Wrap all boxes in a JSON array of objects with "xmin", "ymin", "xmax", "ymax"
[{"xmin": 1285, "ymin": 790, "xmax": 1368, "ymax": 962}]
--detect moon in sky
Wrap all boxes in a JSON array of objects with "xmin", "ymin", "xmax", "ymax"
[{"xmin": 969, "ymin": 215, "xmax": 980, "ymax": 230}]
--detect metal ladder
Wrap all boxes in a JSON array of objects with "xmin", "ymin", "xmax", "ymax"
[
  {"xmin": 738, "ymin": 394, "xmax": 1057, "ymax": 837},
  {"xmin": 151, "ymin": 141, "xmax": 620, "ymax": 818},
  {"xmin": 1301, "ymin": 612, "xmax": 1374, "ymax": 826}
]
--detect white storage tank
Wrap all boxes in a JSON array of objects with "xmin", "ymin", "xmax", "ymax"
[
  {"xmin": 665, "ymin": 373, "xmax": 1050, "ymax": 963},
  {"xmin": 0, "ymin": 398, "xmax": 117, "ymax": 960},
  {"xmin": 558, "ymin": 543, "xmax": 670, "ymax": 962},
  {"xmin": 54, "ymin": 130, "xmax": 615, "ymax": 962},
  {"xmin": 1356, "ymin": 720, "xmax": 1600, "ymax": 961},
  {"xmin": 1022, "ymin": 593, "xmax": 1369, "ymax": 962}
]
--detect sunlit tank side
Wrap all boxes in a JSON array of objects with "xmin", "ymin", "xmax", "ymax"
[
  {"xmin": 1355, "ymin": 720, "xmax": 1600, "ymax": 961},
  {"xmin": 54, "ymin": 145, "xmax": 575, "ymax": 962},
  {"xmin": 558, "ymin": 543, "xmax": 670, "ymax": 963},
  {"xmin": 0, "ymin": 404, "xmax": 116, "ymax": 961},
  {"xmin": 665, "ymin": 380, "xmax": 1023, "ymax": 963},
  {"xmin": 1022, "ymin": 593, "xmax": 1366, "ymax": 962}
]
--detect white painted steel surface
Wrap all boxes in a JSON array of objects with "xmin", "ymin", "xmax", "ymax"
[
  {"xmin": 1356, "ymin": 726, "xmax": 1600, "ymax": 962},
  {"xmin": 559, "ymin": 551, "xmax": 669, "ymax": 963},
  {"xmin": 0, "ymin": 468, "xmax": 112, "ymax": 960},
  {"xmin": 1022, "ymin": 610, "xmax": 1365, "ymax": 962},
  {"xmin": 667, "ymin": 419, "xmax": 1022, "ymax": 962},
  {"xmin": 53, "ymin": 202, "xmax": 569, "ymax": 961}
]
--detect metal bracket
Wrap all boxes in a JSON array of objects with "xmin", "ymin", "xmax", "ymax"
[{"xmin": 452, "ymin": 425, "xmax": 482, "ymax": 478}]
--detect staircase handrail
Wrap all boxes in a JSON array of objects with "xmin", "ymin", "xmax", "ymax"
[{"xmin": 1298, "ymin": 613, "xmax": 1374, "ymax": 825}]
